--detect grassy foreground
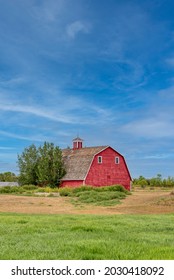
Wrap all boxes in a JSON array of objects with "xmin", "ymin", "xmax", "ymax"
[{"xmin": 0, "ymin": 213, "xmax": 174, "ymax": 260}]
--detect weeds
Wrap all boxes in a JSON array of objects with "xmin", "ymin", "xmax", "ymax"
[
  {"xmin": 0, "ymin": 184, "xmax": 130, "ymax": 206},
  {"xmin": 59, "ymin": 185, "xmax": 130, "ymax": 206}
]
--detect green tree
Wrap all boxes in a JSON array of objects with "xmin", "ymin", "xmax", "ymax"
[
  {"xmin": 138, "ymin": 178, "xmax": 148, "ymax": 188},
  {"xmin": 17, "ymin": 144, "xmax": 38, "ymax": 185},
  {"xmin": 17, "ymin": 142, "xmax": 66, "ymax": 187},
  {"xmin": 0, "ymin": 172, "xmax": 18, "ymax": 182},
  {"xmin": 156, "ymin": 173, "xmax": 162, "ymax": 186},
  {"xmin": 133, "ymin": 175, "xmax": 148, "ymax": 187},
  {"xmin": 36, "ymin": 142, "xmax": 66, "ymax": 187},
  {"xmin": 150, "ymin": 174, "xmax": 162, "ymax": 186},
  {"xmin": 164, "ymin": 176, "xmax": 174, "ymax": 187}
]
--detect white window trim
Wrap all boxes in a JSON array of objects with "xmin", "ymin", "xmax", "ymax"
[
  {"xmin": 115, "ymin": 156, "xmax": 119, "ymax": 164},
  {"xmin": 98, "ymin": 156, "xmax": 102, "ymax": 164}
]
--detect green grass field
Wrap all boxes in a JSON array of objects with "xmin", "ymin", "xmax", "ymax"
[{"xmin": 0, "ymin": 213, "xmax": 174, "ymax": 260}]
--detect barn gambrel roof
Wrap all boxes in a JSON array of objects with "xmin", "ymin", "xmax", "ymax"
[{"xmin": 61, "ymin": 146, "xmax": 108, "ymax": 181}]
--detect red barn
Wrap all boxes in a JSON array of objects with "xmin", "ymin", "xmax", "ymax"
[{"xmin": 61, "ymin": 137, "xmax": 132, "ymax": 191}]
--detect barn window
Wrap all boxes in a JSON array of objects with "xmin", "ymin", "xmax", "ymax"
[
  {"xmin": 98, "ymin": 156, "xmax": 102, "ymax": 164},
  {"xmin": 115, "ymin": 157, "xmax": 119, "ymax": 164}
]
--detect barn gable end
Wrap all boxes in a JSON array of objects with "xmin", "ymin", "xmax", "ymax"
[{"xmin": 84, "ymin": 147, "xmax": 131, "ymax": 190}]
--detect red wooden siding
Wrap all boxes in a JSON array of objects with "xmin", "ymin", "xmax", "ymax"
[
  {"xmin": 85, "ymin": 147, "xmax": 131, "ymax": 190},
  {"xmin": 61, "ymin": 180, "xmax": 83, "ymax": 188}
]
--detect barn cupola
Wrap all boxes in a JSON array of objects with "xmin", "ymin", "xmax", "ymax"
[{"xmin": 73, "ymin": 136, "xmax": 83, "ymax": 150}]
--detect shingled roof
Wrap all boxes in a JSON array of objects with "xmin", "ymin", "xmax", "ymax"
[{"xmin": 61, "ymin": 146, "xmax": 108, "ymax": 180}]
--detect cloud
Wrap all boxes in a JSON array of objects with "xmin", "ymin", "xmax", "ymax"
[
  {"xmin": 0, "ymin": 103, "xmax": 75, "ymax": 124},
  {"xmin": 122, "ymin": 118, "xmax": 174, "ymax": 138},
  {"xmin": 66, "ymin": 20, "xmax": 90, "ymax": 38},
  {"xmin": 1, "ymin": 0, "xmax": 174, "ymax": 178},
  {"xmin": 33, "ymin": 0, "xmax": 64, "ymax": 22},
  {"xmin": 0, "ymin": 147, "xmax": 15, "ymax": 150},
  {"xmin": 143, "ymin": 153, "xmax": 174, "ymax": 159},
  {"xmin": 165, "ymin": 57, "xmax": 174, "ymax": 67},
  {"xmin": 0, "ymin": 90, "xmax": 113, "ymax": 128},
  {"xmin": 0, "ymin": 130, "xmax": 45, "ymax": 142},
  {"xmin": 0, "ymin": 76, "xmax": 26, "ymax": 87}
]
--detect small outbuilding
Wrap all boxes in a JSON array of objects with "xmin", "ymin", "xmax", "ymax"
[
  {"xmin": 61, "ymin": 137, "xmax": 132, "ymax": 191},
  {"xmin": 0, "ymin": 182, "xmax": 19, "ymax": 187}
]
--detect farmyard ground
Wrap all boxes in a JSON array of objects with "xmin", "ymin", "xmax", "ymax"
[{"xmin": 0, "ymin": 189, "xmax": 173, "ymax": 215}]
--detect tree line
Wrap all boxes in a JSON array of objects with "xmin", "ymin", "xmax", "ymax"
[
  {"xmin": 133, "ymin": 174, "xmax": 174, "ymax": 187},
  {"xmin": 0, "ymin": 172, "xmax": 18, "ymax": 182}
]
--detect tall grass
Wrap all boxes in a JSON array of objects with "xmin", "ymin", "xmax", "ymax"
[
  {"xmin": 0, "ymin": 184, "xmax": 130, "ymax": 205},
  {"xmin": 0, "ymin": 185, "xmax": 38, "ymax": 194},
  {"xmin": 0, "ymin": 184, "xmax": 129, "ymax": 206},
  {"xmin": 58, "ymin": 185, "xmax": 130, "ymax": 206},
  {"xmin": 0, "ymin": 213, "xmax": 173, "ymax": 260}
]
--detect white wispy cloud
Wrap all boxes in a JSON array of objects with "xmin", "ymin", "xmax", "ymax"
[
  {"xmin": 0, "ymin": 130, "xmax": 50, "ymax": 142},
  {"xmin": 0, "ymin": 76, "xmax": 26, "ymax": 87},
  {"xmin": 122, "ymin": 118, "xmax": 174, "ymax": 138},
  {"xmin": 165, "ymin": 57, "xmax": 174, "ymax": 67},
  {"xmin": 1, "ymin": 0, "xmax": 174, "ymax": 177},
  {"xmin": 0, "ymin": 103, "xmax": 75, "ymax": 124},
  {"xmin": 0, "ymin": 147, "xmax": 15, "ymax": 150},
  {"xmin": 0, "ymin": 90, "xmax": 113, "ymax": 127},
  {"xmin": 66, "ymin": 20, "xmax": 91, "ymax": 39},
  {"xmin": 143, "ymin": 153, "xmax": 174, "ymax": 159},
  {"xmin": 31, "ymin": 0, "xmax": 66, "ymax": 23}
]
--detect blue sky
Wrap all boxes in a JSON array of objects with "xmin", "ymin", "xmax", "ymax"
[{"xmin": 0, "ymin": 0, "xmax": 174, "ymax": 178}]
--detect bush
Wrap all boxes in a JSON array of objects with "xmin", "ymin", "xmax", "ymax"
[
  {"xmin": 58, "ymin": 185, "xmax": 129, "ymax": 206},
  {"xmin": 0, "ymin": 184, "xmax": 37, "ymax": 194},
  {"xmin": 102, "ymin": 185, "xmax": 128, "ymax": 193},
  {"xmin": 87, "ymin": 185, "xmax": 129, "ymax": 194},
  {"xmin": 76, "ymin": 190, "xmax": 126, "ymax": 205},
  {"xmin": 59, "ymin": 187, "xmax": 73, "ymax": 196},
  {"xmin": 35, "ymin": 188, "xmax": 45, "ymax": 193},
  {"xmin": 21, "ymin": 185, "xmax": 38, "ymax": 190},
  {"xmin": 0, "ymin": 186, "xmax": 12, "ymax": 193},
  {"xmin": 43, "ymin": 187, "xmax": 53, "ymax": 193},
  {"xmin": 72, "ymin": 186, "xmax": 93, "ymax": 194},
  {"xmin": 0, "ymin": 183, "xmax": 129, "ymax": 206},
  {"xmin": 0, "ymin": 186, "xmax": 24, "ymax": 194}
]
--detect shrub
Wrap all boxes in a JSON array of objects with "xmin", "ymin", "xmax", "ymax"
[
  {"xmin": 0, "ymin": 186, "xmax": 12, "ymax": 193},
  {"xmin": 22, "ymin": 184, "xmax": 38, "ymax": 190},
  {"xmin": 0, "ymin": 186, "xmax": 24, "ymax": 194},
  {"xmin": 36, "ymin": 188, "xmax": 46, "ymax": 193},
  {"xmin": 76, "ymin": 190, "xmax": 126, "ymax": 205},
  {"xmin": 43, "ymin": 187, "xmax": 53, "ymax": 193},
  {"xmin": 106, "ymin": 185, "xmax": 128, "ymax": 192},
  {"xmin": 89, "ymin": 185, "xmax": 128, "ymax": 194},
  {"xmin": 59, "ymin": 187, "xmax": 73, "ymax": 196},
  {"xmin": 58, "ymin": 185, "xmax": 129, "ymax": 199},
  {"xmin": 60, "ymin": 185, "xmax": 129, "ymax": 206},
  {"xmin": 72, "ymin": 186, "xmax": 93, "ymax": 194},
  {"xmin": 42, "ymin": 186, "xmax": 59, "ymax": 193},
  {"xmin": 13, "ymin": 187, "xmax": 24, "ymax": 193}
]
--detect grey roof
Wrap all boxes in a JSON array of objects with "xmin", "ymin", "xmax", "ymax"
[
  {"xmin": 0, "ymin": 182, "xmax": 19, "ymax": 187},
  {"xmin": 73, "ymin": 136, "xmax": 83, "ymax": 142},
  {"xmin": 61, "ymin": 146, "xmax": 108, "ymax": 181}
]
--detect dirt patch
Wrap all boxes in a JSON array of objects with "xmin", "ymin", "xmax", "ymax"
[{"xmin": 0, "ymin": 190, "xmax": 174, "ymax": 215}]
